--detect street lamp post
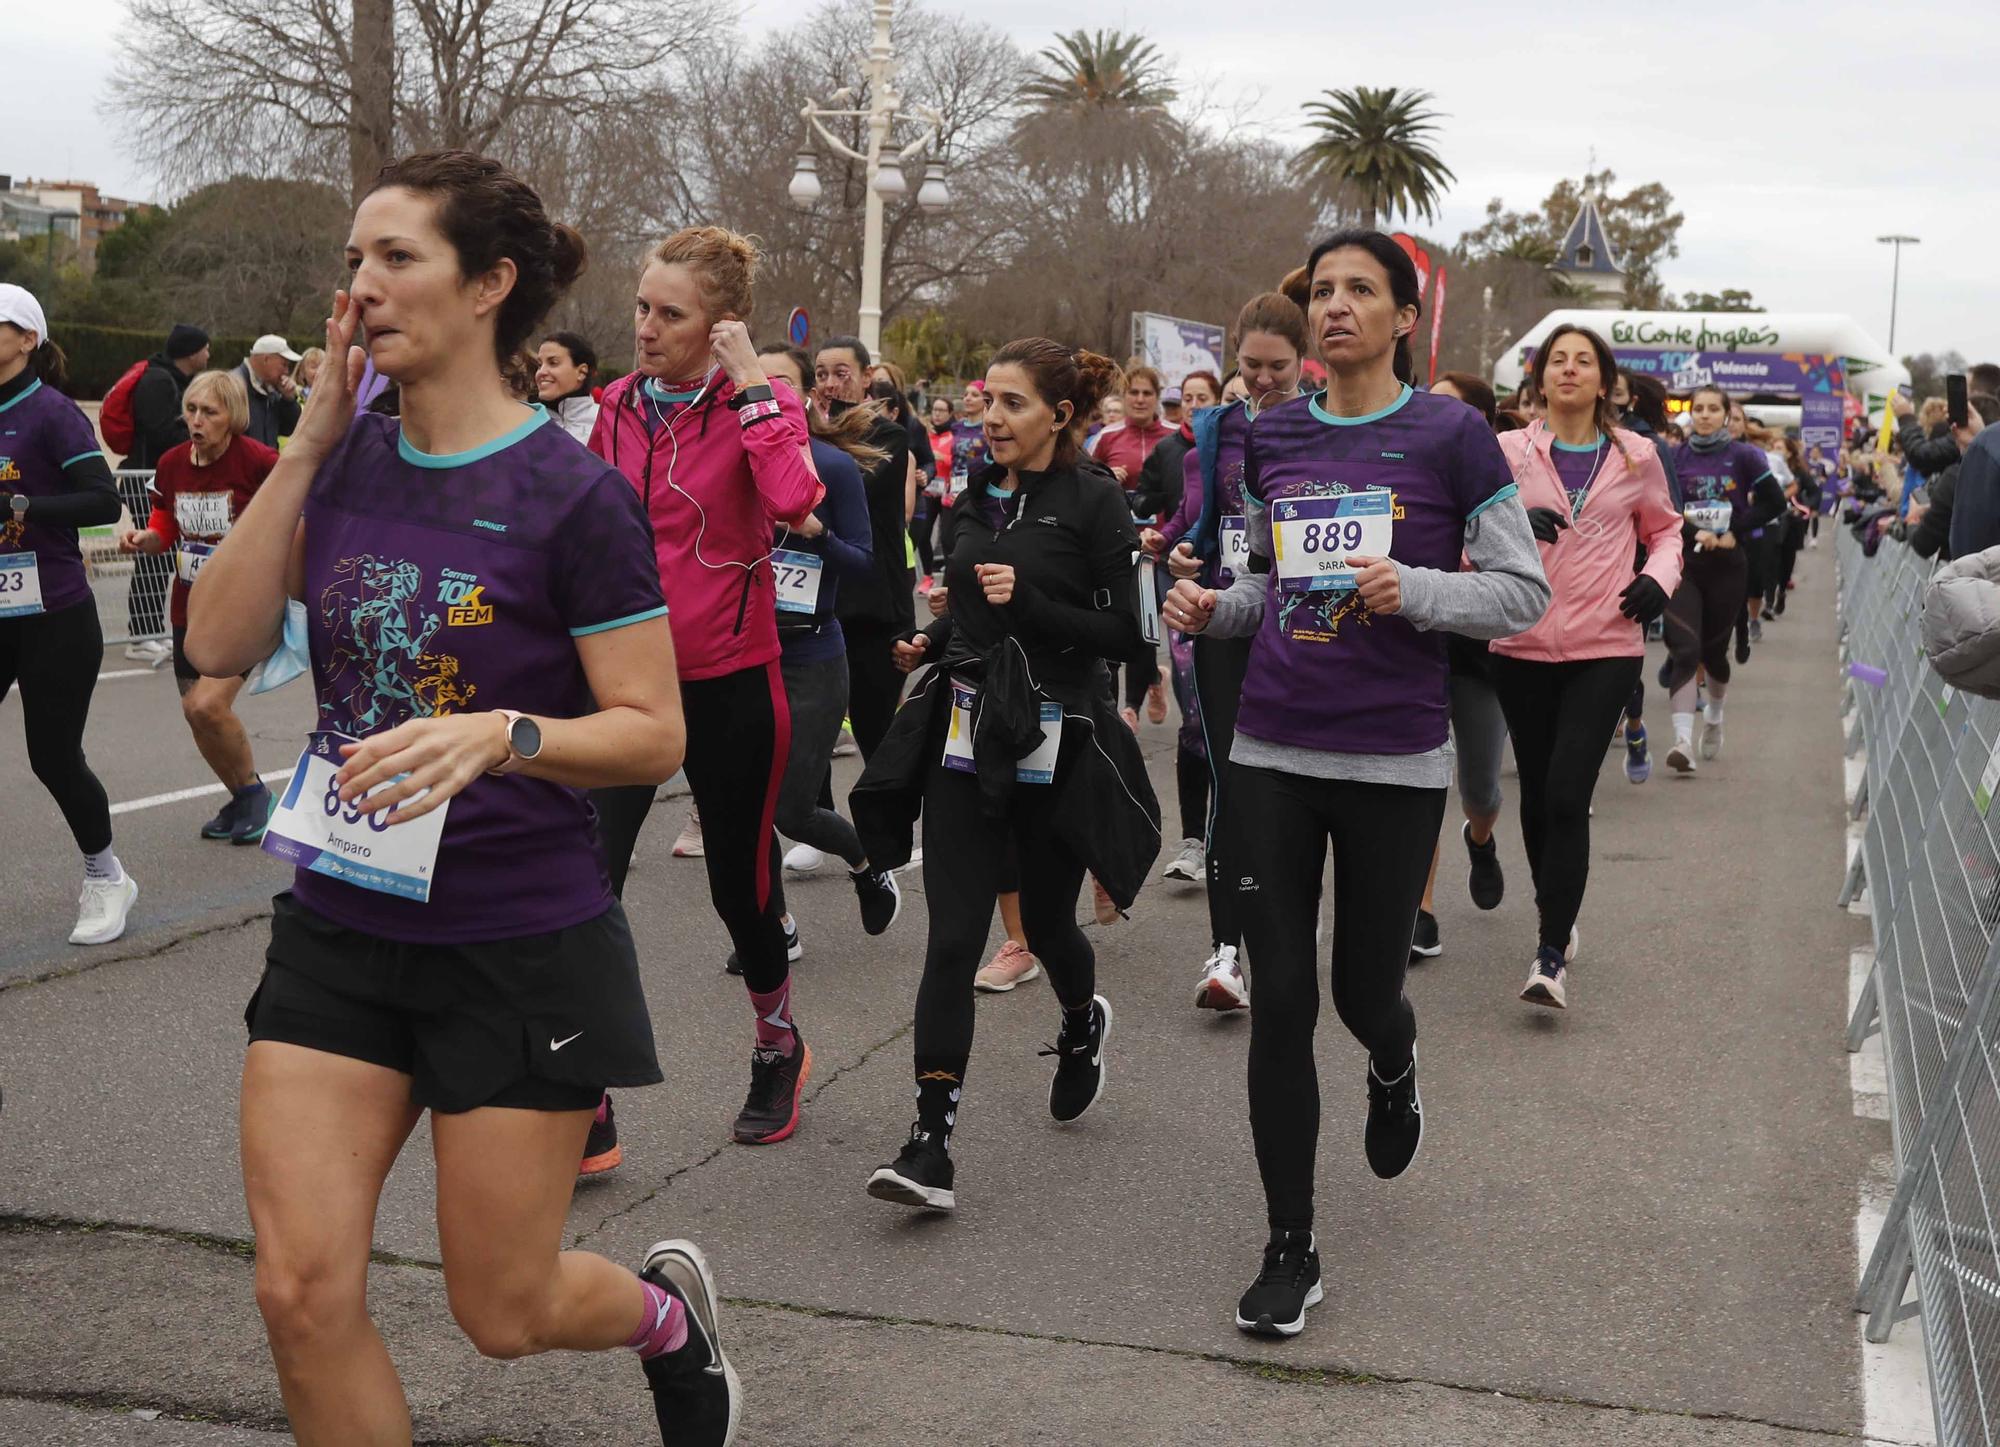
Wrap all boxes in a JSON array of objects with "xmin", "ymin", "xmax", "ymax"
[
  {"xmin": 788, "ymin": 0, "xmax": 949, "ymax": 357},
  {"xmin": 1877, "ymin": 234, "xmax": 1920, "ymax": 354}
]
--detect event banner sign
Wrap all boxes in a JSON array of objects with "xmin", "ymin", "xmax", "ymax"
[{"xmin": 1130, "ymin": 312, "xmax": 1226, "ymax": 383}]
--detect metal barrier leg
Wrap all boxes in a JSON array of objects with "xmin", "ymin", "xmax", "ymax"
[
  {"xmin": 1848, "ymin": 772, "xmax": 1868, "ymax": 822},
  {"xmin": 1844, "ymin": 959, "xmax": 1877, "ymax": 1048},
  {"xmin": 1862, "ymin": 1243, "xmax": 1916, "ymax": 1345},
  {"xmin": 1846, "ymin": 713, "xmax": 1864, "ymax": 757}
]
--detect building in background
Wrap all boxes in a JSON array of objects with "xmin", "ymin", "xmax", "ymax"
[
  {"xmin": 0, "ymin": 176, "xmax": 150, "ymax": 272},
  {"xmin": 1550, "ymin": 194, "xmax": 1626, "ymax": 307}
]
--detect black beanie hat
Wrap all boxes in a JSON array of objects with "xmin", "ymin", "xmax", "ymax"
[{"xmin": 166, "ymin": 323, "xmax": 210, "ymax": 360}]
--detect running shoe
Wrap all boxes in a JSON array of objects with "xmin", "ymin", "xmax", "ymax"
[
  {"xmin": 1091, "ymin": 877, "xmax": 1121, "ymax": 925},
  {"xmin": 1463, "ymin": 822, "xmax": 1504, "ymax": 910},
  {"xmin": 783, "ymin": 844, "xmax": 823, "ymax": 873},
  {"xmin": 916, "ymin": 573, "xmax": 934, "ymax": 596},
  {"xmin": 1235, "ymin": 1230, "xmax": 1323, "ymax": 1338},
  {"xmin": 1520, "ymin": 945, "xmax": 1568, "ymax": 1010},
  {"xmin": 732, "ymin": 1031, "xmax": 811, "ymax": 1145},
  {"xmin": 580, "ymin": 1092, "xmax": 622, "ymax": 1176},
  {"xmin": 974, "ymin": 940, "xmax": 1041, "ymax": 992},
  {"xmin": 638, "ymin": 1240, "xmax": 741, "ymax": 1447},
  {"xmin": 69, "ymin": 873, "xmax": 139, "ymax": 946},
  {"xmin": 850, "ymin": 866, "xmax": 902, "ymax": 936},
  {"xmin": 1042, "ymin": 995, "xmax": 1112, "ymax": 1123},
  {"xmin": 1408, "ymin": 909, "xmax": 1441, "ymax": 960},
  {"xmin": 724, "ymin": 917, "xmax": 802, "ymax": 977},
  {"xmin": 1749, "ymin": 616, "xmax": 1763, "ymax": 643},
  {"xmin": 1665, "ymin": 738, "xmax": 1697, "ymax": 775},
  {"xmin": 1195, "ymin": 944, "xmax": 1249, "ymax": 1011},
  {"xmin": 1565, "ymin": 926, "xmax": 1580, "ymax": 964},
  {"xmin": 229, "ymin": 786, "xmax": 274, "ymax": 845},
  {"xmin": 1118, "ymin": 705, "xmax": 1140, "ymax": 734},
  {"xmin": 1364, "ymin": 1055, "xmax": 1424, "ymax": 1179},
  {"xmin": 671, "ymin": 808, "xmax": 704, "ymax": 858},
  {"xmin": 1699, "ymin": 716, "xmax": 1724, "ymax": 761},
  {"xmin": 865, "ymin": 1125, "xmax": 956, "ymax": 1211},
  {"xmin": 831, "ymin": 730, "xmax": 859, "ymax": 759},
  {"xmin": 1145, "ymin": 665, "xmax": 1169, "ymax": 725},
  {"xmin": 124, "ymin": 639, "xmax": 170, "ymax": 667},
  {"xmin": 1162, "ymin": 836, "xmax": 1205, "ymax": 883},
  {"xmin": 1624, "ymin": 725, "xmax": 1651, "ymax": 785},
  {"xmin": 199, "ymin": 797, "xmax": 237, "ymax": 840},
  {"xmin": 1734, "ymin": 633, "xmax": 1751, "ymax": 665}
]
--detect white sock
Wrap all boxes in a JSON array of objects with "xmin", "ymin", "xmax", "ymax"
[
  {"xmin": 1672, "ymin": 712, "xmax": 1695, "ymax": 748},
  {"xmin": 84, "ymin": 848, "xmax": 123, "ymax": 884},
  {"xmin": 1705, "ymin": 699, "xmax": 1725, "ymax": 725}
]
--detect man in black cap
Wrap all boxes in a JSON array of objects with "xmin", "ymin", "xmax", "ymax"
[{"xmin": 118, "ymin": 323, "xmax": 210, "ymax": 661}]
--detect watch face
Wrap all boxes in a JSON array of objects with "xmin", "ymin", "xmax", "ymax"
[{"xmin": 510, "ymin": 714, "xmax": 544, "ymax": 760}]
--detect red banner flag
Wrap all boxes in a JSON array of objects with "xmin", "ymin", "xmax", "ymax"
[{"xmin": 1428, "ymin": 266, "xmax": 1448, "ymax": 387}]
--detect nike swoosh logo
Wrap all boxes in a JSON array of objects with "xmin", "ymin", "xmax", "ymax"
[{"xmin": 550, "ymin": 1031, "xmax": 584, "ymax": 1051}]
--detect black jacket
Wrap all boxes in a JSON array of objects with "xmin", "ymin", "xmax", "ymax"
[
  {"xmin": 834, "ymin": 411, "xmax": 916, "ymax": 632},
  {"xmin": 1900, "ymin": 417, "xmax": 1961, "ymax": 481},
  {"xmin": 1130, "ymin": 426, "xmax": 1193, "ymax": 521},
  {"xmin": 233, "ymin": 362, "xmax": 302, "ymax": 449},
  {"xmin": 1908, "ymin": 462, "xmax": 1957, "ymax": 560},
  {"xmin": 125, "ymin": 353, "xmax": 190, "ymax": 469}
]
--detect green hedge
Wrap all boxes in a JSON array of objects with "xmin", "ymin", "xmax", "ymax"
[{"xmin": 54, "ymin": 324, "xmax": 285, "ymax": 400}]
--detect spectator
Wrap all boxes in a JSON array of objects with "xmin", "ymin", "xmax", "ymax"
[
  {"xmin": 291, "ymin": 347, "xmax": 325, "ymax": 396},
  {"xmin": 1918, "ymin": 393, "xmax": 1994, "ymax": 561},
  {"xmin": 1159, "ymin": 384, "xmax": 1185, "ymax": 430},
  {"xmin": 534, "ymin": 330, "xmax": 600, "ymax": 442},
  {"xmin": 1892, "ymin": 388, "xmax": 1962, "ymax": 483},
  {"xmin": 232, "ymin": 335, "xmax": 303, "ymax": 449}
]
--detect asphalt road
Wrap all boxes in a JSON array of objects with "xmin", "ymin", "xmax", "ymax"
[{"xmin": 0, "ymin": 557, "xmax": 1889, "ymax": 1445}]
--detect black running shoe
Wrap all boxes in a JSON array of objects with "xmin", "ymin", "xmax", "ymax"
[
  {"xmin": 580, "ymin": 1092, "xmax": 621, "ymax": 1176},
  {"xmin": 1408, "ymin": 908, "xmax": 1441, "ymax": 960},
  {"xmin": 639, "ymin": 1240, "xmax": 740, "ymax": 1447},
  {"xmin": 1041, "ymin": 994, "xmax": 1112, "ymax": 1123},
  {"xmin": 865, "ymin": 1125, "xmax": 956, "ymax": 1211},
  {"xmin": 1235, "ymin": 1230, "xmax": 1324, "ymax": 1337},
  {"xmin": 851, "ymin": 865, "xmax": 902, "ymax": 936},
  {"xmin": 724, "ymin": 917, "xmax": 802, "ymax": 977},
  {"xmin": 1463, "ymin": 822, "xmax": 1504, "ymax": 910},
  {"xmin": 229, "ymin": 786, "xmax": 274, "ymax": 845},
  {"xmin": 731, "ymin": 1031, "xmax": 810, "ymax": 1145},
  {"xmin": 199, "ymin": 796, "xmax": 236, "ymax": 840},
  {"xmin": 1363, "ymin": 1055, "xmax": 1423, "ymax": 1180},
  {"xmin": 1734, "ymin": 632, "xmax": 1751, "ymax": 665}
]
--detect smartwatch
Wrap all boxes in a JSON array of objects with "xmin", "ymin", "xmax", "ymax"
[
  {"xmin": 488, "ymin": 709, "xmax": 544, "ymax": 775},
  {"xmin": 8, "ymin": 494, "xmax": 27, "ymax": 522},
  {"xmin": 729, "ymin": 383, "xmax": 775, "ymax": 410}
]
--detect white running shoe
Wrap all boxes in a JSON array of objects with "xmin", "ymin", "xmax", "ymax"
[
  {"xmin": 974, "ymin": 940, "xmax": 1041, "ymax": 992},
  {"xmin": 70, "ymin": 874, "xmax": 139, "ymax": 946},
  {"xmin": 671, "ymin": 808, "xmax": 704, "ymax": 858},
  {"xmin": 783, "ymin": 844, "xmax": 824, "ymax": 873},
  {"xmin": 1666, "ymin": 740, "xmax": 1697, "ymax": 774},
  {"xmin": 1195, "ymin": 944, "xmax": 1250, "ymax": 1011},
  {"xmin": 1565, "ymin": 925, "xmax": 1579, "ymax": 964},
  {"xmin": 1520, "ymin": 949, "xmax": 1568, "ymax": 1009},
  {"xmin": 1162, "ymin": 836, "xmax": 1205, "ymax": 883},
  {"xmin": 123, "ymin": 639, "xmax": 169, "ymax": 667},
  {"xmin": 1699, "ymin": 717, "xmax": 1724, "ymax": 761}
]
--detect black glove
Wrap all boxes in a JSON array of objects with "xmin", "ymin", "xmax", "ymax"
[
  {"xmin": 1618, "ymin": 575, "xmax": 1668, "ymax": 624},
  {"xmin": 1524, "ymin": 507, "xmax": 1570, "ymax": 545}
]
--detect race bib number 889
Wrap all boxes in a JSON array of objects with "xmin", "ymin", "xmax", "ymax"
[{"xmin": 1271, "ymin": 491, "xmax": 1394, "ymax": 593}]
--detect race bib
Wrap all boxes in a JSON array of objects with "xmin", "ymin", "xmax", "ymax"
[
  {"xmin": 262, "ymin": 731, "xmax": 450, "ymax": 902},
  {"xmin": 0, "ymin": 551, "xmax": 43, "ymax": 618},
  {"xmin": 771, "ymin": 548, "xmax": 824, "ymax": 615},
  {"xmin": 942, "ymin": 681, "xmax": 1062, "ymax": 784},
  {"xmin": 1684, "ymin": 501, "xmax": 1733, "ymax": 533},
  {"xmin": 1271, "ymin": 491, "xmax": 1394, "ymax": 593},
  {"xmin": 176, "ymin": 539, "xmax": 215, "ymax": 587},
  {"xmin": 175, "ymin": 491, "xmax": 232, "ymax": 537},
  {"xmin": 1219, "ymin": 515, "xmax": 1249, "ymax": 583}
]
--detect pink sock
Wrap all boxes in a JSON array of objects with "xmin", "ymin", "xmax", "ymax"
[
  {"xmin": 625, "ymin": 1280, "xmax": 688, "ymax": 1360},
  {"xmin": 749, "ymin": 980, "xmax": 796, "ymax": 1056},
  {"xmin": 594, "ymin": 1095, "xmax": 609, "ymax": 1125}
]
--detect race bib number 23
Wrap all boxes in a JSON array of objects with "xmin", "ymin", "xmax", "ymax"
[{"xmin": 0, "ymin": 551, "xmax": 43, "ymax": 618}]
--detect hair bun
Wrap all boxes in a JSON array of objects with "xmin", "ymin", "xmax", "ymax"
[{"xmin": 549, "ymin": 222, "xmax": 588, "ymax": 292}]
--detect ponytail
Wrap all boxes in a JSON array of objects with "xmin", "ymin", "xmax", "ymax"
[{"xmin": 33, "ymin": 339, "xmax": 68, "ymax": 391}]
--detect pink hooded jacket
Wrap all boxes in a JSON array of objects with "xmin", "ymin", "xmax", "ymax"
[
  {"xmin": 589, "ymin": 373, "xmax": 823, "ymax": 681},
  {"xmin": 1490, "ymin": 422, "xmax": 1683, "ymax": 663}
]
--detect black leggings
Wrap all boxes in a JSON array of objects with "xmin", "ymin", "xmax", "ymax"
[
  {"xmin": 842, "ymin": 619, "xmax": 906, "ymax": 761},
  {"xmin": 1193, "ymin": 635, "xmax": 1252, "ymax": 949},
  {"xmin": 1663, "ymin": 550, "xmax": 1747, "ymax": 692},
  {"xmin": 592, "ymin": 661, "xmax": 792, "ymax": 993},
  {"xmin": 913, "ymin": 740, "xmax": 1095, "ymax": 1082},
  {"xmin": 1234, "ymin": 765, "xmax": 1446, "ymax": 1233},
  {"xmin": 1, "ymin": 599, "xmax": 113, "ymax": 855},
  {"xmin": 1490, "ymin": 654, "xmax": 1641, "ymax": 952}
]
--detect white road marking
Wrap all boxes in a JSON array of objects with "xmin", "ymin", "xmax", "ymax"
[
  {"xmin": 5, "ymin": 667, "xmax": 153, "ymax": 699},
  {"xmin": 109, "ymin": 769, "xmax": 296, "ymax": 817}
]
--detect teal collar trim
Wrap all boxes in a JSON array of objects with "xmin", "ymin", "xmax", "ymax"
[
  {"xmin": 397, "ymin": 405, "xmax": 549, "ymax": 469},
  {"xmin": 0, "ymin": 377, "xmax": 43, "ymax": 415},
  {"xmin": 1551, "ymin": 433, "xmax": 1605, "ymax": 453},
  {"xmin": 1309, "ymin": 383, "xmax": 1412, "ymax": 427}
]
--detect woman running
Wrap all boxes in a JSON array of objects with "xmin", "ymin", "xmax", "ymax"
[
  {"xmin": 1146, "ymin": 291, "xmax": 1307, "ymax": 1011},
  {"xmin": 1162, "ymin": 230, "xmax": 1547, "ymax": 1338},
  {"xmin": 186, "ymin": 151, "xmax": 737, "ymax": 1446},
  {"xmin": 535, "ymin": 330, "xmax": 600, "ymax": 442},
  {"xmin": 1610, "ymin": 371, "xmax": 1681, "ymax": 782},
  {"xmin": 117, "ymin": 368, "xmax": 279, "ymax": 843},
  {"xmin": 853, "ymin": 339, "xmax": 1161, "ymax": 1212},
  {"xmin": 0, "ymin": 282, "xmax": 136, "ymax": 946},
  {"xmin": 1489, "ymin": 325, "xmax": 1681, "ymax": 1010},
  {"xmin": 1663, "ymin": 384, "xmax": 1783, "ymax": 772},
  {"xmin": 586, "ymin": 228, "xmax": 860, "ymax": 1149}
]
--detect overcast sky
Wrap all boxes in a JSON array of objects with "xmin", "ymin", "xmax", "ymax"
[{"xmin": 12, "ymin": 0, "xmax": 1995, "ymax": 363}]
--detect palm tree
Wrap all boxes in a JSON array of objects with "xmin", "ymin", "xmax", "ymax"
[
  {"xmin": 1018, "ymin": 30, "xmax": 1177, "ymax": 115},
  {"xmin": 1293, "ymin": 86, "xmax": 1455, "ymax": 230}
]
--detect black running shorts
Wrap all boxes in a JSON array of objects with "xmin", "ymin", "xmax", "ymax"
[
  {"xmin": 246, "ymin": 891, "xmax": 663, "ymax": 1113},
  {"xmin": 172, "ymin": 627, "xmax": 250, "ymax": 685}
]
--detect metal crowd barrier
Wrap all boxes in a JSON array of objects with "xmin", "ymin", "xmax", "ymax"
[
  {"xmin": 83, "ymin": 470, "xmax": 173, "ymax": 648},
  {"xmin": 1838, "ymin": 527, "xmax": 2000, "ymax": 1445}
]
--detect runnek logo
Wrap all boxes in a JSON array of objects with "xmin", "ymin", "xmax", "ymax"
[{"xmin": 438, "ymin": 568, "xmax": 494, "ymax": 626}]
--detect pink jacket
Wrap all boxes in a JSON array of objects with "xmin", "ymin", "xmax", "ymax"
[
  {"xmin": 590, "ymin": 374, "xmax": 823, "ymax": 681},
  {"xmin": 1490, "ymin": 423, "xmax": 1683, "ymax": 663}
]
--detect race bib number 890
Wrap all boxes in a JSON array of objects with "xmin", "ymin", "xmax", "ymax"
[{"xmin": 1271, "ymin": 491, "xmax": 1394, "ymax": 593}]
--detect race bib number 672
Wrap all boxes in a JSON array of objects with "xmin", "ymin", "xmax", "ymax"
[{"xmin": 1271, "ymin": 491, "xmax": 1394, "ymax": 593}]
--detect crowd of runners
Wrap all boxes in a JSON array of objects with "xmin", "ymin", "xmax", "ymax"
[{"xmin": 0, "ymin": 148, "xmax": 1869, "ymax": 1444}]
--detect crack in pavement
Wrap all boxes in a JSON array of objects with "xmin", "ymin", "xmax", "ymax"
[
  {"xmin": 0, "ymin": 1389, "xmax": 525, "ymax": 1447},
  {"xmin": 0, "ymin": 1217, "xmax": 1887, "ymax": 1441},
  {"xmin": 0, "ymin": 909, "xmax": 269, "ymax": 996}
]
